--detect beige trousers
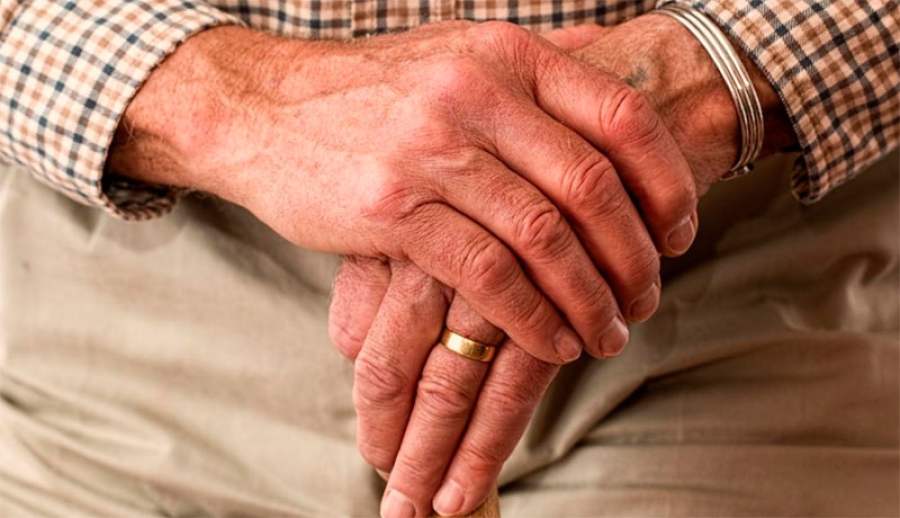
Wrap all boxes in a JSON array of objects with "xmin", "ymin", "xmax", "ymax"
[{"xmin": 0, "ymin": 151, "xmax": 897, "ymax": 517}]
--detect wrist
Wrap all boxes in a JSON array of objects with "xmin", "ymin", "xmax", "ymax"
[
  {"xmin": 574, "ymin": 13, "xmax": 797, "ymax": 194},
  {"xmin": 106, "ymin": 26, "xmax": 303, "ymax": 202}
]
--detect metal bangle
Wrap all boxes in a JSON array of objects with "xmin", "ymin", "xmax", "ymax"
[{"xmin": 655, "ymin": 2, "xmax": 764, "ymax": 179}]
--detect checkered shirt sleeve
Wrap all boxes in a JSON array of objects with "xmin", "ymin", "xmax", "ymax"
[
  {"xmin": 0, "ymin": 1, "xmax": 241, "ymax": 219},
  {"xmin": 679, "ymin": 0, "xmax": 900, "ymax": 203},
  {"xmin": 1, "ymin": 0, "xmax": 897, "ymax": 219}
]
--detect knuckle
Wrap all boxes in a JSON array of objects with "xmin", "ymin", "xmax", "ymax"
[
  {"xmin": 570, "ymin": 278, "xmax": 617, "ymax": 321},
  {"xmin": 636, "ymin": 161, "xmax": 698, "ymax": 229},
  {"xmin": 590, "ymin": 179, "xmax": 632, "ymax": 222},
  {"xmin": 358, "ymin": 165, "xmax": 442, "ymax": 231},
  {"xmin": 618, "ymin": 242, "xmax": 660, "ymax": 289},
  {"xmin": 656, "ymin": 174, "xmax": 698, "ymax": 223},
  {"xmin": 333, "ymin": 256, "xmax": 386, "ymax": 296},
  {"xmin": 557, "ymin": 151, "xmax": 633, "ymax": 223},
  {"xmin": 453, "ymin": 362, "xmax": 555, "ymax": 476},
  {"xmin": 475, "ymin": 21, "xmax": 532, "ymax": 47},
  {"xmin": 392, "ymin": 264, "xmax": 438, "ymax": 303},
  {"xmin": 603, "ymin": 86, "xmax": 666, "ymax": 147},
  {"xmin": 563, "ymin": 152, "xmax": 618, "ymax": 210},
  {"xmin": 357, "ymin": 435, "xmax": 397, "ymax": 472},
  {"xmin": 460, "ymin": 437, "xmax": 509, "ymax": 475},
  {"xmin": 480, "ymin": 380, "xmax": 539, "ymax": 424},
  {"xmin": 391, "ymin": 454, "xmax": 433, "ymax": 487},
  {"xmin": 506, "ymin": 290, "xmax": 551, "ymax": 337},
  {"xmin": 472, "ymin": 22, "xmax": 541, "ymax": 82},
  {"xmin": 423, "ymin": 56, "xmax": 485, "ymax": 99},
  {"xmin": 416, "ymin": 370, "xmax": 477, "ymax": 423},
  {"xmin": 515, "ymin": 202, "xmax": 571, "ymax": 260},
  {"xmin": 406, "ymin": 105, "xmax": 465, "ymax": 150},
  {"xmin": 420, "ymin": 56, "xmax": 510, "ymax": 127},
  {"xmin": 353, "ymin": 354, "xmax": 413, "ymax": 411},
  {"xmin": 460, "ymin": 236, "xmax": 516, "ymax": 294},
  {"xmin": 328, "ymin": 319, "xmax": 365, "ymax": 361}
]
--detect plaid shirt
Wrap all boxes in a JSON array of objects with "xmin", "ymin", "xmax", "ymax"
[{"xmin": 1, "ymin": 1, "xmax": 898, "ymax": 220}]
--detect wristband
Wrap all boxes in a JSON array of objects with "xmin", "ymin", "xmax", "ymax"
[{"xmin": 655, "ymin": 2, "xmax": 764, "ymax": 179}]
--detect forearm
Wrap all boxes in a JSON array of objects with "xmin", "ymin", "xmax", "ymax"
[
  {"xmin": 108, "ymin": 26, "xmax": 289, "ymax": 204},
  {"xmin": 0, "ymin": 0, "xmax": 239, "ymax": 219}
]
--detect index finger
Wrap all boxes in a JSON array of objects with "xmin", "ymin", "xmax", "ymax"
[{"xmin": 401, "ymin": 202, "xmax": 584, "ymax": 364}]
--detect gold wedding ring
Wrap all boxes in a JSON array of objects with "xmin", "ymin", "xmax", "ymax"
[{"xmin": 439, "ymin": 329, "xmax": 497, "ymax": 363}]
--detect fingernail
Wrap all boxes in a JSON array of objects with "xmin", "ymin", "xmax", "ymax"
[
  {"xmin": 599, "ymin": 316, "xmax": 629, "ymax": 358},
  {"xmin": 381, "ymin": 489, "xmax": 416, "ymax": 518},
  {"xmin": 433, "ymin": 480, "xmax": 465, "ymax": 516},
  {"xmin": 629, "ymin": 282, "xmax": 660, "ymax": 322},
  {"xmin": 376, "ymin": 469, "xmax": 390, "ymax": 481},
  {"xmin": 667, "ymin": 215, "xmax": 696, "ymax": 255},
  {"xmin": 554, "ymin": 327, "xmax": 583, "ymax": 362}
]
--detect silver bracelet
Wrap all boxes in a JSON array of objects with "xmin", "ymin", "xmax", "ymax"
[{"xmin": 655, "ymin": 2, "xmax": 764, "ymax": 179}]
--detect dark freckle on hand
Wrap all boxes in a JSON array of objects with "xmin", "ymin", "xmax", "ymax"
[{"xmin": 624, "ymin": 66, "xmax": 648, "ymax": 88}]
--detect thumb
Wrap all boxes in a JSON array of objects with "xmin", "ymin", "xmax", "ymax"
[{"xmin": 541, "ymin": 24, "xmax": 609, "ymax": 51}]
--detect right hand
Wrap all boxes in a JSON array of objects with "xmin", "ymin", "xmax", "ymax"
[{"xmin": 109, "ymin": 21, "xmax": 697, "ymax": 363}]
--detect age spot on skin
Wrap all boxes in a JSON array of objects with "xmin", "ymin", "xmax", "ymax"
[{"xmin": 624, "ymin": 65, "xmax": 648, "ymax": 88}]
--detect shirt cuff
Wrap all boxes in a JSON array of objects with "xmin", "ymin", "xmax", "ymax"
[
  {"xmin": 0, "ymin": 1, "xmax": 243, "ymax": 220},
  {"xmin": 671, "ymin": 0, "xmax": 900, "ymax": 203}
]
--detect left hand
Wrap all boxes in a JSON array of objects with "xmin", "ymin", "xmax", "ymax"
[{"xmin": 330, "ymin": 14, "xmax": 798, "ymax": 518}]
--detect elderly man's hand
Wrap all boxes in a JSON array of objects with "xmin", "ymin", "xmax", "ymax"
[
  {"xmin": 110, "ymin": 21, "xmax": 697, "ymax": 366},
  {"xmin": 332, "ymin": 258, "xmax": 560, "ymax": 518},
  {"xmin": 329, "ymin": 13, "xmax": 799, "ymax": 518}
]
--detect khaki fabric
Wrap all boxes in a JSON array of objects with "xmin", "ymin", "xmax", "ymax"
[{"xmin": 0, "ymin": 150, "xmax": 897, "ymax": 517}]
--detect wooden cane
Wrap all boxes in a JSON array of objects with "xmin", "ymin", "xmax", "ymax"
[{"xmin": 431, "ymin": 486, "xmax": 500, "ymax": 518}]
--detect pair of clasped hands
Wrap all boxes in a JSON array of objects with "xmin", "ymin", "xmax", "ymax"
[
  {"xmin": 113, "ymin": 11, "xmax": 752, "ymax": 518},
  {"xmin": 323, "ymin": 20, "xmax": 734, "ymax": 518}
]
